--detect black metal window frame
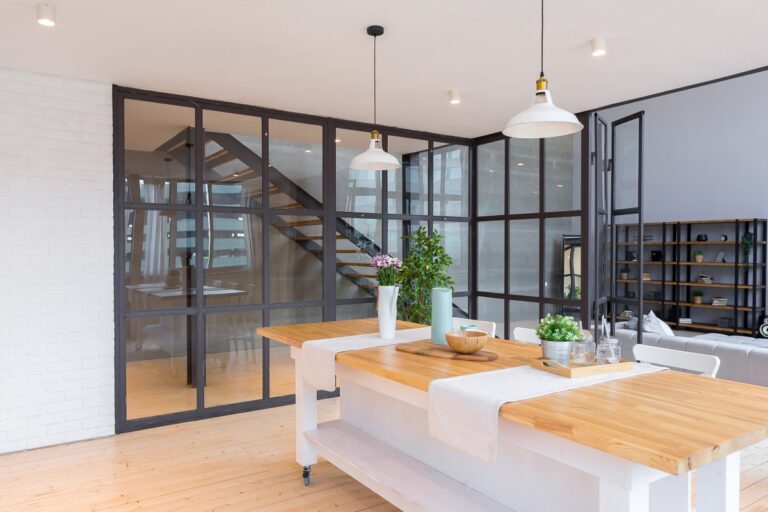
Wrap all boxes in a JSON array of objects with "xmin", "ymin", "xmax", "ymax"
[
  {"xmin": 114, "ymin": 86, "xmax": 473, "ymax": 432},
  {"xmin": 470, "ymin": 114, "xmax": 591, "ymax": 339}
]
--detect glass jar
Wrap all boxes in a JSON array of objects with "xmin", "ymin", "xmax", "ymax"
[
  {"xmin": 596, "ymin": 337, "xmax": 621, "ymax": 364},
  {"xmin": 572, "ymin": 339, "xmax": 596, "ymax": 365}
]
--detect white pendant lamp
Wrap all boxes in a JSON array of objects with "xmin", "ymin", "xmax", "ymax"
[
  {"xmin": 350, "ymin": 25, "xmax": 401, "ymax": 171},
  {"xmin": 502, "ymin": 0, "xmax": 583, "ymax": 139}
]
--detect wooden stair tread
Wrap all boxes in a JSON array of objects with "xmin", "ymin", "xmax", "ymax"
[
  {"xmin": 345, "ymin": 273, "xmax": 377, "ymax": 279},
  {"xmin": 273, "ymin": 202, "xmax": 303, "ymax": 209},
  {"xmin": 273, "ymin": 219, "xmax": 322, "ymax": 228},
  {"xmin": 336, "ymin": 261, "xmax": 372, "ymax": 267},
  {"xmin": 295, "ymin": 235, "xmax": 344, "ymax": 241}
]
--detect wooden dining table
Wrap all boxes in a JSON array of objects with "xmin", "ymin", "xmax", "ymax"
[{"xmin": 258, "ymin": 318, "xmax": 768, "ymax": 512}]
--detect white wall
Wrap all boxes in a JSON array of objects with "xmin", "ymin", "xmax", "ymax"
[
  {"xmin": 0, "ymin": 68, "xmax": 114, "ymax": 453},
  {"xmin": 596, "ymin": 70, "xmax": 768, "ymax": 222}
]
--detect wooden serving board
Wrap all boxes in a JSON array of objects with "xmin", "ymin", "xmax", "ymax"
[
  {"xmin": 530, "ymin": 358, "xmax": 635, "ymax": 378},
  {"xmin": 395, "ymin": 342, "xmax": 498, "ymax": 362}
]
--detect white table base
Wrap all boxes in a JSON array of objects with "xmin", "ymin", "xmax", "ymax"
[{"xmin": 291, "ymin": 347, "xmax": 741, "ymax": 512}]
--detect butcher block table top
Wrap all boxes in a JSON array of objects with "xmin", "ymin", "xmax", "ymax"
[{"xmin": 257, "ymin": 318, "xmax": 768, "ymax": 475}]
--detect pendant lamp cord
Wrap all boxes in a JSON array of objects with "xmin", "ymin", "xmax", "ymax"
[
  {"xmin": 540, "ymin": 0, "xmax": 544, "ymax": 77},
  {"xmin": 373, "ymin": 34, "xmax": 377, "ymax": 127}
]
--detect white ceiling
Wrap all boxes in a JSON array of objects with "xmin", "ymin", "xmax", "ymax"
[{"xmin": 1, "ymin": 0, "xmax": 766, "ymax": 138}]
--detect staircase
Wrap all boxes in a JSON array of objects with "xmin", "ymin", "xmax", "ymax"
[{"xmin": 159, "ymin": 130, "xmax": 468, "ymax": 314}]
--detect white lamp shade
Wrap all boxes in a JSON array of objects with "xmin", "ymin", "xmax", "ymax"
[
  {"xmin": 502, "ymin": 89, "xmax": 583, "ymax": 139},
  {"xmin": 350, "ymin": 138, "xmax": 401, "ymax": 171}
]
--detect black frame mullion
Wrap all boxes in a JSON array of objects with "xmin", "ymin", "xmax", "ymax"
[{"xmin": 115, "ymin": 86, "xmax": 477, "ymax": 433}]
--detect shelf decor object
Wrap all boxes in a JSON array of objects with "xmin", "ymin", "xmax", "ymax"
[{"xmin": 613, "ymin": 218, "xmax": 767, "ymax": 336}]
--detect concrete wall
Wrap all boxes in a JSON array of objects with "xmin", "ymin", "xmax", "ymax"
[
  {"xmin": 0, "ymin": 68, "xmax": 114, "ymax": 453},
  {"xmin": 596, "ymin": 70, "xmax": 768, "ymax": 223}
]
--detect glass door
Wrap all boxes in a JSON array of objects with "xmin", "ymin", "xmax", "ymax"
[{"xmin": 608, "ymin": 111, "xmax": 645, "ymax": 341}]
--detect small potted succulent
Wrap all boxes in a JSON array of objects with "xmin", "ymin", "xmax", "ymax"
[
  {"xmin": 691, "ymin": 289, "xmax": 704, "ymax": 305},
  {"xmin": 536, "ymin": 314, "xmax": 583, "ymax": 366},
  {"xmin": 693, "ymin": 250, "xmax": 704, "ymax": 263},
  {"xmin": 619, "ymin": 265, "xmax": 630, "ymax": 280}
]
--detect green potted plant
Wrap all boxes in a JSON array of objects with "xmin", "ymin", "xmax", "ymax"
[
  {"xmin": 691, "ymin": 289, "xmax": 704, "ymax": 305},
  {"xmin": 693, "ymin": 250, "xmax": 704, "ymax": 263},
  {"xmin": 619, "ymin": 265, "xmax": 630, "ymax": 280},
  {"xmin": 397, "ymin": 227, "xmax": 454, "ymax": 325},
  {"xmin": 741, "ymin": 232, "xmax": 754, "ymax": 262},
  {"xmin": 536, "ymin": 314, "xmax": 583, "ymax": 366}
]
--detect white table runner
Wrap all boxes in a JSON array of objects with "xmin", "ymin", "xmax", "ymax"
[
  {"xmin": 428, "ymin": 363, "xmax": 664, "ymax": 464},
  {"xmin": 301, "ymin": 327, "xmax": 432, "ymax": 392}
]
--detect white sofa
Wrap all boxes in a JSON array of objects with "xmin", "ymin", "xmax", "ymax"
[{"xmin": 616, "ymin": 325, "xmax": 768, "ymax": 386}]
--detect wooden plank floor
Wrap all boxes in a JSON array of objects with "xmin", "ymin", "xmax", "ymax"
[{"xmin": 1, "ymin": 398, "xmax": 768, "ymax": 511}]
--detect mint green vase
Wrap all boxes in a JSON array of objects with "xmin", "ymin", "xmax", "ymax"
[{"xmin": 431, "ymin": 287, "xmax": 453, "ymax": 345}]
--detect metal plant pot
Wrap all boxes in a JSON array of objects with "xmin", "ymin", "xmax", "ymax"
[{"xmin": 541, "ymin": 340, "xmax": 574, "ymax": 367}]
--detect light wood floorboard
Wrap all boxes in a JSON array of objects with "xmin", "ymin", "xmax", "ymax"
[{"xmin": 2, "ymin": 398, "xmax": 768, "ymax": 511}]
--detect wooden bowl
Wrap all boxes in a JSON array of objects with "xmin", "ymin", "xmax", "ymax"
[{"xmin": 445, "ymin": 330, "xmax": 489, "ymax": 354}]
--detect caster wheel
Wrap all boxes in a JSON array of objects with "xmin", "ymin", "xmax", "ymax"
[{"xmin": 302, "ymin": 465, "xmax": 311, "ymax": 486}]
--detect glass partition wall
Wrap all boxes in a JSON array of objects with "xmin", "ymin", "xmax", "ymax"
[
  {"xmin": 473, "ymin": 125, "xmax": 588, "ymax": 339},
  {"xmin": 115, "ymin": 88, "xmax": 472, "ymax": 431}
]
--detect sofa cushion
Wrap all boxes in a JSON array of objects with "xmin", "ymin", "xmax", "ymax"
[{"xmin": 643, "ymin": 311, "xmax": 675, "ymax": 336}]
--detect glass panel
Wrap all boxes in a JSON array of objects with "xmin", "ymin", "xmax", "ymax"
[
  {"xmin": 336, "ymin": 129, "xmax": 383, "ymax": 213},
  {"xmin": 508, "ymin": 138, "xmax": 539, "ymax": 214},
  {"xmin": 269, "ymin": 307, "xmax": 323, "ymax": 396},
  {"xmin": 433, "ymin": 143, "xmax": 469, "ymax": 217},
  {"xmin": 433, "ymin": 222, "xmax": 469, "ymax": 292},
  {"xmin": 477, "ymin": 140, "xmax": 505, "ymax": 216},
  {"xmin": 336, "ymin": 302, "xmax": 377, "ymax": 320},
  {"xmin": 544, "ymin": 134, "xmax": 581, "ymax": 212},
  {"xmin": 509, "ymin": 300, "xmax": 540, "ymax": 333},
  {"xmin": 203, "ymin": 110, "xmax": 263, "ymax": 207},
  {"xmin": 268, "ymin": 214, "xmax": 323, "ymax": 303},
  {"xmin": 387, "ymin": 219, "xmax": 427, "ymax": 261},
  {"xmin": 613, "ymin": 118, "xmax": 640, "ymax": 210},
  {"xmin": 204, "ymin": 213, "xmax": 262, "ymax": 306},
  {"xmin": 336, "ymin": 217, "xmax": 381, "ymax": 300},
  {"xmin": 125, "ymin": 315, "xmax": 196, "ymax": 419},
  {"xmin": 453, "ymin": 296, "xmax": 469, "ymax": 319},
  {"xmin": 268, "ymin": 119, "xmax": 323, "ymax": 208},
  {"xmin": 477, "ymin": 221, "xmax": 504, "ymax": 293},
  {"xmin": 204, "ymin": 311, "xmax": 263, "ymax": 407},
  {"xmin": 124, "ymin": 100, "xmax": 195, "ymax": 205},
  {"xmin": 544, "ymin": 217, "xmax": 582, "ymax": 300},
  {"xmin": 509, "ymin": 219, "xmax": 539, "ymax": 296},
  {"xmin": 477, "ymin": 297, "xmax": 505, "ymax": 339},
  {"xmin": 125, "ymin": 210, "xmax": 199, "ymax": 312},
  {"xmin": 389, "ymin": 136, "xmax": 428, "ymax": 215},
  {"xmin": 544, "ymin": 302, "xmax": 583, "ymax": 324}
]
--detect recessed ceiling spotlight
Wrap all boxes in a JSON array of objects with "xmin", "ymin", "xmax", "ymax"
[
  {"xmin": 334, "ymin": 138, "xmax": 341, "ymax": 143},
  {"xmin": 557, "ymin": 183, "xmax": 564, "ymax": 188},
  {"xmin": 517, "ymin": 162, "xmax": 524, "ymax": 166},
  {"xmin": 448, "ymin": 89, "xmax": 461, "ymax": 105},
  {"xmin": 591, "ymin": 37, "xmax": 607, "ymax": 57},
  {"xmin": 304, "ymin": 149, "xmax": 312, "ymax": 153},
  {"xmin": 36, "ymin": 3, "xmax": 56, "ymax": 27}
]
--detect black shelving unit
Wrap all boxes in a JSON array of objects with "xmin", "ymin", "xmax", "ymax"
[{"xmin": 613, "ymin": 219, "xmax": 767, "ymax": 336}]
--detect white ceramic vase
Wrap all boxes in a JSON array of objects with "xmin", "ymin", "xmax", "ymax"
[{"xmin": 377, "ymin": 285, "xmax": 399, "ymax": 339}]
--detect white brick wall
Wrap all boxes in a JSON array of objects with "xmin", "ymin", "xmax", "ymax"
[{"xmin": 0, "ymin": 68, "xmax": 114, "ymax": 453}]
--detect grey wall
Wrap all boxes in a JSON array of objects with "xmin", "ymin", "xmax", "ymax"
[{"xmin": 596, "ymin": 69, "xmax": 768, "ymax": 223}]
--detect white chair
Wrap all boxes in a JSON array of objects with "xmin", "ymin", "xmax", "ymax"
[
  {"xmin": 512, "ymin": 327, "xmax": 541, "ymax": 345},
  {"xmin": 633, "ymin": 344, "xmax": 720, "ymax": 377},
  {"xmin": 452, "ymin": 317, "xmax": 496, "ymax": 338}
]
